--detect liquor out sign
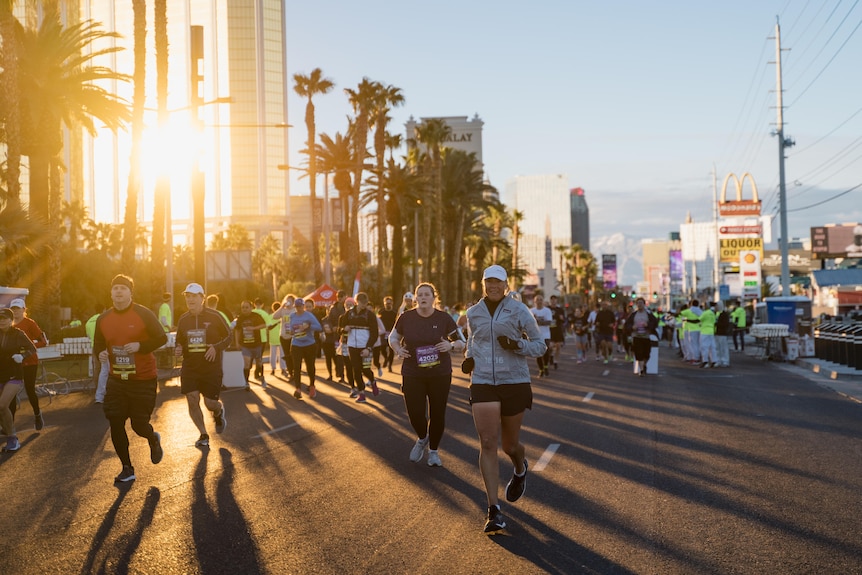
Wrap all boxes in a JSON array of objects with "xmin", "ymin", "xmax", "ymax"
[{"xmin": 720, "ymin": 237, "xmax": 763, "ymax": 263}]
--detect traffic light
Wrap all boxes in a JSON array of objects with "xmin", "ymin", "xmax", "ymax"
[
  {"xmin": 610, "ymin": 291, "xmax": 617, "ymax": 299},
  {"xmin": 652, "ymin": 291, "xmax": 658, "ymax": 299}
]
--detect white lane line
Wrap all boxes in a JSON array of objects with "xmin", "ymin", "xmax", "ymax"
[
  {"xmin": 252, "ymin": 422, "xmax": 299, "ymax": 438},
  {"xmin": 602, "ymin": 369, "xmax": 610, "ymax": 376},
  {"xmin": 532, "ymin": 443, "xmax": 560, "ymax": 472},
  {"xmin": 583, "ymin": 391, "xmax": 594, "ymax": 402}
]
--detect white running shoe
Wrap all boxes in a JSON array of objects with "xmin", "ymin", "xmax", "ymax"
[
  {"xmin": 409, "ymin": 437, "xmax": 429, "ymax": 462},
  {"xmin": 427, "ymin": 451, "xmax": 442, "ymax": 467}
]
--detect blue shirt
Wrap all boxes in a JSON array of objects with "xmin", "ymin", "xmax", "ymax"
[{"xmin": 288, "ymin": 311, "xmax": 322, "ymax": 348}]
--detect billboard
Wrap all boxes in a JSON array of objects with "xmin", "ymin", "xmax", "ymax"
[
  {"xmin": 720, "ymin": 237, "xmax": 763, "ymax": 262},
  {"xmin": 810, "ymin": 224, "xmax": 862, "ymax": 258},
  {"xmin": 718, "ymin": 172, "xmax": 761, "ymax": 216},
  {"xmin": 739, "ymin": 250, "xmax": 761, "ymax": 300},
  {"xmin": 669, "ymin": 249, "xmax": 683, "ymax": 295},
  {"xmin": 602, "ymin": 254, "xmax": 617, "ymax": 290}
]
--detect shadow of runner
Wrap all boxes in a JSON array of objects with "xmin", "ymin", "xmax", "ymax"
[
  {"xmin": 192, "ymin": 447, "xmax": 264, "ymax": 575},
  {"xmin": 78, "ymin": 485, "xmax": 160, "ymax": 575}
]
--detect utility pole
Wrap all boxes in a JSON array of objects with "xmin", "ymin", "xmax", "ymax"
[
  {"xmin": 773, "ymin": 18, "xmax": 794, "ymax": 296},
  {"xmin": 712, "ymin": 164, "xmax": 719, "ymax": 303}
]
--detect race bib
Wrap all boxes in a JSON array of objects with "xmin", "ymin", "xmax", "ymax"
[
  {"xmin": 187, "ymin": 329, "xmax": 207, "ymax": 353},
  {"xmin": 242, "ymin": 326, "xmax": 256, "ymax": 345},
  {"xmin": 362, "ymin": 354, "xmax": 372, "ymax": 368},
  {"xmin": 111, "ymin": 346, "xmax": 136, "ymax": 379},
  {"xmin": 415, "ymin": 345, "xmax": 440, "ymax": 368},
  {"xmin": 292, "ymin": 324, "xmax": 307, "ymax": 339}
]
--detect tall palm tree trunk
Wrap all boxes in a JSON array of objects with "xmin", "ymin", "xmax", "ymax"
[
  {"xmin": 150, "ymin": 0, "xmax": 169, "ymax": 302},
  {"xmin": 122, "ymin": 0, "xmax": 146, "ymax": 272}
]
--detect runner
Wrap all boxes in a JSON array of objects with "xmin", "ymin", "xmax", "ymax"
[
  {"xmin": 0, "ymin": 307, "xmax": 37, "ymax": 452},
  {"xmin": 174, "ymin": 283, "xmax": 231, "ymax": 448},
  {"xmin": 389, "ymin": 283, "xmax": 462, "ymax": 467},
  {"xmin": 93, "ymin": 274, "xmax": 168, "ymax": 483}
]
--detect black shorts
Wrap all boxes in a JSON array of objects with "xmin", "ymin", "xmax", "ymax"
[
  {"xmin": 103, "ymin": 376, "xmax": 157, "ymax": 421},
  {"xmin": 180, "ymin": 371, "xmax": 222, "ymax": 400},
  {"xmin": 469, "ymin": 383, "xmax": 532, "ymax": 416},
  {"xmin": 550, "ymin": 326, "xmax": 565, "ymax": 343}
]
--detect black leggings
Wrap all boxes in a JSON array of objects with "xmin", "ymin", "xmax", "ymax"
[
  {"xmin": 348, "ymin": 347, "xmax": 374, "ymax": 392},
  {"xmin": 402, "ymin": 374, "xmax": 452, "ymax": 450},
  {"xmin": 103, "ymin": 376, "xmax": 157, "ymax": 467},
  {"xmin": 291, "ymin": 344, "xmax": 317, "ymax": 387},
  {"xmin": 632, "ymin": 336, "xmax": 652, "ymax": 362},
  {"xmin": 536, "ymin": 339, "xmax": 552, "ymax": 371},
  {"xmin": 9, "ymin": 364, "xmax": 39, "ymax": 419}
]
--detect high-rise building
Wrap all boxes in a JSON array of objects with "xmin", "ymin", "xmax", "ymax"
[
  {"xmin": 679, "ymin": 214, "xmax": 718, "ymax": 298},
  {"xmin": 504, "ymin": 175, "xmax": 571, "ymax": 284},
  {"xmin": 61, "ymin": 2, "xmax": 291, "ymax": 248},
  {"xmin": 404, "ymin": 115, "xmax": 484, "ymax": 171},
  {"xmin": 570, "ymin": 187, "xmax": 589, "ymax": 250}
]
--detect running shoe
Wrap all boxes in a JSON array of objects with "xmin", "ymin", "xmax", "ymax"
[
  {"xmin": 281, "ymin": 369, "xmax": 289, "ymax": 377},
  {"xmin": 261, "ymin": 379, "xmax": 268, "ymax": 389},
  {"xmin": 308, "ymin": 385, "xmax": 317, "ymax": 399},
  {"xmin": 214, "ymin": 406, "xmax": 226, "ymax": 434},
  {"xmin": 409, "ymin": 437, "xmax": 429, "ymax": 462},
  {"xmin": 270, "ymin": 369, "xmax": 275, "ymax": 376},
  {"xmin": 483, "ymin": 505, "xmax": 507, "ymax": 534},
  {"xmin": 150, "ymin": 432, "xmax": 164, "ymax": 464},
  {"xmin": 195, "ymin": 434, "xmax": 210, "ymax": 448},
  {"xmin": 603, "ymin": 359, "xmax": 609, "ymax": 365},
  {"xmin": 377, "ymin": 367, "xmax": 383, "ymax": 378},
  {"xmin": 34, "ymin": 411, "xmax": 44, "ymax": 431},
  {"xmin": 370, "ymin": 379, "xmax": 379, "ymax": 396},
  {"xmin": 505, "ymin": 458, "xmax": 528, "ymax": 502},
  {"xmin": 355, "ymin": 393, "xmax": 367, "ymax": 403},
  {"xmin": 293, "ymin": 389, "xmax": 302, "ymax": 400},
  {"xmin": 3, "ymin": 436, "xmax": 20, "ymax": 452},
  {"xmin": 244, "ymin": 383, "xmax": 251, "ymax": 392},
  {"xmin": 349, "ymin": 388, "xmax": 359, "ymax": 398},
  {"xmin": 427, "ymin": 451, "xmax": 443, "ymax": 467},
  {"xmin": 114, "ymin": 465, "xmax": 136, "ymax": 483}
]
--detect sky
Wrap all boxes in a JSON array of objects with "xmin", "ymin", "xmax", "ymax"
[{"xmin": 283, "ymin": 0, "xmax": 862, "ymax": 246}]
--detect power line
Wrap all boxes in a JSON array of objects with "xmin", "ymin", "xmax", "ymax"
[
  {"xmin": 790, "ymin": 104, "xmax": 862, "ymax": 155},
  {"xmin": 786, "ymin": 182, "xmax": 862, "ymax": 212},
  {"xmin": 784, "ymin": 0, "xmax": 843, "ymax": 73},
  {"xmin": 788, "ymin": 2, "xmax": 862, "ymax": 106}
]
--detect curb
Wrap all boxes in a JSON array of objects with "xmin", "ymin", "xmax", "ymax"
[{"xmin": 793, "ymin": 357, "xmax": 862, "ymax": 381}]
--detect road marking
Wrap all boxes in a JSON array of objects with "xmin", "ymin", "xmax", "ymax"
[
  {"xmin": 532, "ymin": 443, "xmax": 559, "ymax": 472},
  {"xmin": 602, "ymin": 369, "xmax": 609, "ymax": 376},
  {"xmin": 252, "ymin": 422, "xmax": 299, "ymax": 438},
  {"xmin": 583, "ymin": 392, "xmax": 594, "ymax": 402}
]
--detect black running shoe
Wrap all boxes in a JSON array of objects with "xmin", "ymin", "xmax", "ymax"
[
  {"xmin": 114, "ymin": 465, "xmax": 136, "ymax": 483},
  {"xmin": 150, "ymin": 432, "xmax": 164, "ymax": 464},
  {"xmin": 34, "ymin": 411, "xmax": 44, "ymax": 430},
  {"xmin": 483, "ymin": 505, "xmax": 507, "ymax": 534},
  {"xmin": 505, "ymin": 458, "xmax": 528, "ymax": 502}
]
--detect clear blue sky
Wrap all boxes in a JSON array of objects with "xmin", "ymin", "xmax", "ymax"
[{"xmin": 285, "ymin": 1, "xmax": 862, "ymax": 245}]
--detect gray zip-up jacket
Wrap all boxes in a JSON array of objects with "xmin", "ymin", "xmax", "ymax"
[{"xmin": 465, "ymin": 296, "xmax": 547, "ymax": 385}]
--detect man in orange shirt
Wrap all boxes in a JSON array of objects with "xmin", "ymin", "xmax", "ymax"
[{"xmin": 8, "ymin": 298, "xmax": 48, "ymax": 430}]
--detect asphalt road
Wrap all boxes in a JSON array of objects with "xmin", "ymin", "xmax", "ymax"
[{"xmin": 1, "ymin": 344, "xmax": 860, "ymax": 575}]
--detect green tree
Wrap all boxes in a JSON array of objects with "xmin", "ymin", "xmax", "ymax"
[
  {"xmin": 210, "ymin": 223, "xmax": 253, "ymax": 251},
  {"xmin": 294, "ymin": 67, "xmax": 335, "ymax": 285},
  {"xmin": 369, "ymin": 83, "xmax": 404, "ymax": 288},
  {"xmin": 253, "ymin": 234, "xmax": 285, "ymax": 300},
  {"xmin": 411, "ymin": 118, "xmax": 452, "ymax": 285},
  {"xmin": 344, "ymin": 78, "xmax": 380, "ymax": 272},
  {"xmin": 314, "ymin": 130, "xmax": 355, "ymax": 268}
]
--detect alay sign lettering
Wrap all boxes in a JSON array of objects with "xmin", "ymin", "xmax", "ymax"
[{"xmin": 718, "ymin": 172, "xmax": 761, "ymax": 216}]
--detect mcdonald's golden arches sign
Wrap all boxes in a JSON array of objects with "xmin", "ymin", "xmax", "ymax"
[{"xmin": 718, "ymin": 172, "xmax": 761, "ymax": 216}]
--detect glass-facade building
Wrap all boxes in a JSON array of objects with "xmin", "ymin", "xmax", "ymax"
[{"xmin": 26, "ymin": 1, "xmax": 290, "ymax": 248}]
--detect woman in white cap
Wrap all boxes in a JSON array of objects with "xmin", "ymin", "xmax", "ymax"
[
  {"xmin": 0, "ymin": 307, "xmax": 38, "ymax": 452},
  {"xmin": 8, "ymin": 298, "xmax": 48, "ymax": 429},
  {"xmin": 397, "ymin": 291, "xmax": 415, "ymax": 316},
  {"xmin": 463, "ymin": 264, "xmax": 547, "ymax": 534}
]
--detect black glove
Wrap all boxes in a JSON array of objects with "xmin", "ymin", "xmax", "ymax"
[
  {"xmin": 497, "ymin": 336, "xmax": 521, "ymax": 351},
  {"xmin": 461, "ymin": 357, "xmax": 475, "ymax": 374}
]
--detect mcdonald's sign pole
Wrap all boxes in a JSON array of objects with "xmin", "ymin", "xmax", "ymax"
[{"xmin": 774, "ymin": 19, "xmax": 794, "ymax": 295}]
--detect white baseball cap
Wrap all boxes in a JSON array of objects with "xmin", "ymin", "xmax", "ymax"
[
  {"xmin": 9, "ymin": 298, "xmax": 26, "ymax": 308},
  {"xmin": 482, "ymin": 265, "xmax": 508, "ymax": 282},
  {"xmin": 403, "ymin": 292, "xmax": 414, "ymax": 299},
  {"xmin": 183, "ymin": 283, "xmax": 205, "ymax": 295}
]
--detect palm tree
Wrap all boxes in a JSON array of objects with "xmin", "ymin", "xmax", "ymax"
[
  {"xmin": 314, "ymin": 130, "xmax": 355, "ymax": 268},
  {"xmin": 369, "ymin": 84, "xmax": 404, "ymax": 287},
  {"xmin": 293, "ymin": 67, "xmax": 334, "ymax": 284},
  {"xmin": 344, "ymin": 78, "xmax": 380, "ymax": 271},
  {"xmin": 150, "ymin": 0, "xmax": 169, "ymax": 304},
  {"xmin": 380, "ymin": 159, "xmax": 424, "ymax": 299},
  {"xmin": 253, "ymin": 234, "xmax": 284, "ymax": 300},
  {"xmin": 440, "ymin": 149, "xmax": 494, "ymax": 300},
  {"xmin": 121, "ymin": 0, "xmax": 146, "ymax": 272},
  {"xmin": 412, "ymin": 118, "xmax": 452, "ymax": 284},
  {"xmin": 0, "ymin": 0, "xmax": 22, "ymax": 206}
]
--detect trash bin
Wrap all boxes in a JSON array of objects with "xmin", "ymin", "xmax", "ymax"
[{"xmin": 222, "ymin": 350, "xmax": 246, "ymax": 388}]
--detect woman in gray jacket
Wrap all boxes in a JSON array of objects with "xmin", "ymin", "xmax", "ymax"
[{"xmin": 463, "ymin": 265, "xmax": 547, "ymax": 534}]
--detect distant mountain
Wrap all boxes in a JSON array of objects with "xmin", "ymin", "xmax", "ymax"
[{"xmin": 590, "ymin": 233, "xmax": 644, "ymax": 288}]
